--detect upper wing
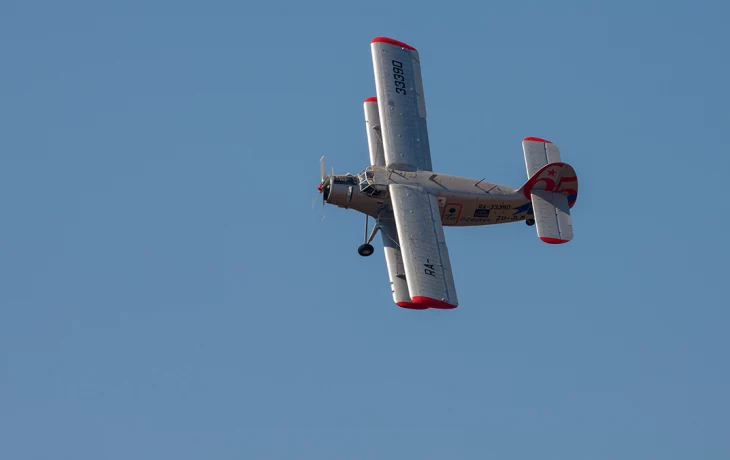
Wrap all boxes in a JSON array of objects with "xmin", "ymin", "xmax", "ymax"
[
  {"xmin": 363, "ymin": 97, "xmax": 385, "ymax": 166},
  {"xmin": 370, "ymin": 37, "xmax": 432, "ymax": 172},
  {"xmin": 389, "ymin": 184, "xmax": 458, "ymax": 309}
]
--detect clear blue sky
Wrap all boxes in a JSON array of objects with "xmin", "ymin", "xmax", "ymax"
[{"xmin": 2, "ymin": 1, "xmax": 729, "ymax": 458}]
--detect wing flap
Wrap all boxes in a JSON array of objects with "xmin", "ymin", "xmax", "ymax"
[{"xmin": 389, "ymin": 184, "xmax": 458, "ymax": 308}]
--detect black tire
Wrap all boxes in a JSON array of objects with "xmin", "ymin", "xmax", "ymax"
[
  {"xmin": 526, "ymin": 218, "xmax": 536, "ymax": 226},
  {"xmin": 357, "ymin": 243, "xmax": 375, "ymax": 257}
]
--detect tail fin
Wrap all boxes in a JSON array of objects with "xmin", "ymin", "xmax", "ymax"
[
  {"xmin": 518, "ymin": 161, "xmax": 578, "ymax": 208},
  {"xmin": 518, "ymin": 152, "xmax": 578, "ymax": 244}
]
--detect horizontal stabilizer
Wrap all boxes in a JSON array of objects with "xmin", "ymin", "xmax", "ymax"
[
  {"xmin": 523, "ymin": 137, "xmax": 561, "ymax": 178},
  {"xmin": 532, "ymin": 190, "xmax": 573, "ymax": 244}
]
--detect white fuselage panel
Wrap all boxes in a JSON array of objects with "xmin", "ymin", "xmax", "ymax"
[{"xmin": 325, "ymin": 166, "xmax": 533, "ymax": 227}]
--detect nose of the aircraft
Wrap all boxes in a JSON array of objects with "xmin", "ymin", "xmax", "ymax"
[{"xmin": 321, "ymin": 178, "xmax": 331, "ymax": 201}]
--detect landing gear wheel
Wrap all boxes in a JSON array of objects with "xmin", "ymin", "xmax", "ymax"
[
  {"xmin": 526, "ymin": 218, "xmax": 536, "ymax": 226},
  {"xmin": 358, "ymin": 243, "xmax": 375, "ymax": 257}
]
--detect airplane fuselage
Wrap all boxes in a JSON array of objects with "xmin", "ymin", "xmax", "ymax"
[{"xmin": 323, "ymin": 166, "xmax": 533, "ymax": 227}]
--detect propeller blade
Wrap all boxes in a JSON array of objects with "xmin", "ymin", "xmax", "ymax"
[{"xmin": 320, "ymin": 156, "xmax": 326, "ymax": 182}]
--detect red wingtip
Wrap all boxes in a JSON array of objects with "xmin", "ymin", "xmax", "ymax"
[
  {"xmin": 410, "ymin": 296, "xmax": 458, "ymax": 310},
  {"xmin": 397, "ymin": 301, "xmax": 428, "ymax": 310},
  {"xmin": 540, "ymin": 237, "xmax": 570, "ymax": 244},
  {"xmin": 364, "ymin": 96, "xmax": 377, "ymax": 103},
  {"xmin": 371, "ymin": 37, "xmax": 417, "ymax": 51},
  {"xmin": 524, "ymin": 136, "xmax": 552, "ymax": 144}
]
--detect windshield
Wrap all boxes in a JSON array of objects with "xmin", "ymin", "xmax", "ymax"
[{"xmin": 358, "ymin": 168, "xmax": 388, "ymax": 197}]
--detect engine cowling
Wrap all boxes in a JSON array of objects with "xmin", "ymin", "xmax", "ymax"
[{"xmin": 323, "ymin": 175, "xmax": 359, "ymax": 208}]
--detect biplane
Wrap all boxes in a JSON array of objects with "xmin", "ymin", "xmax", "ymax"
[{"xmin": 318, "ymin": 37, "xmax": 578, "ymax": 310}]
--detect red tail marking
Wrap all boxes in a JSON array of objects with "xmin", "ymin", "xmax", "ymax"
[
  {"xmin": 555, "ymin": 175, "xmax": 578, "ymax": 192},
  {"xmin": 533, "ymin": 178, "xmax": 556, "ymax": 191},
  {"xmin": 521, "ymin": 162, "xmax": 567, "ymax": 199}
]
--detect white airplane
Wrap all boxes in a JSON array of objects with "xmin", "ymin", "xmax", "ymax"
[{"xmin": 318, "ymin": 37, "xmax": 578, "ymax": 310}]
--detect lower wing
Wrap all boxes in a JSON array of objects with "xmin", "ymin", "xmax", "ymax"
[{"xmin": 389, "ymin": 184, "xmax": 458, "ymax": 309}]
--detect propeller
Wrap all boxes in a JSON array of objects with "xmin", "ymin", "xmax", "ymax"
[{"xmin": 316, "ymin": 156, "xmax": 330, "ymax": 221}]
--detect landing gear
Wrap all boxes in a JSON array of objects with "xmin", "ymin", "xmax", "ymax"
[
  {"xmin": 358, "ymin": 214, "xmax": 381, "ymax": 257},
  {"xmin": 526, "ymin": 218, "xmax": 536, "ymax": 226},
  {"xmin": 358, "ymin": 244, "xmax": 375, "ymax": 257}
]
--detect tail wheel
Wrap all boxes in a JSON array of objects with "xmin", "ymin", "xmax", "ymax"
[{"xmin": 526, "ymin": 218, "xmax": 536, "ymax": 226}]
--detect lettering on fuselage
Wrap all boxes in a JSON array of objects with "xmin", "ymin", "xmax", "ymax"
[
  {"xmin": 442, "ymin": 203, "xmax": 462, "ymax": 224},
  {"xmin": 478, "ymin": 204, "xmax": 511, "ymax": 210},
  {"xmin": 459, "ymin": 216, "xmax": 490, "ymax": 224}
]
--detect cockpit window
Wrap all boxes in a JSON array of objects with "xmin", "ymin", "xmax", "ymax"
[{"xmin": 358, "ymin": 168, "xmax": 389, "ymax": 198}]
